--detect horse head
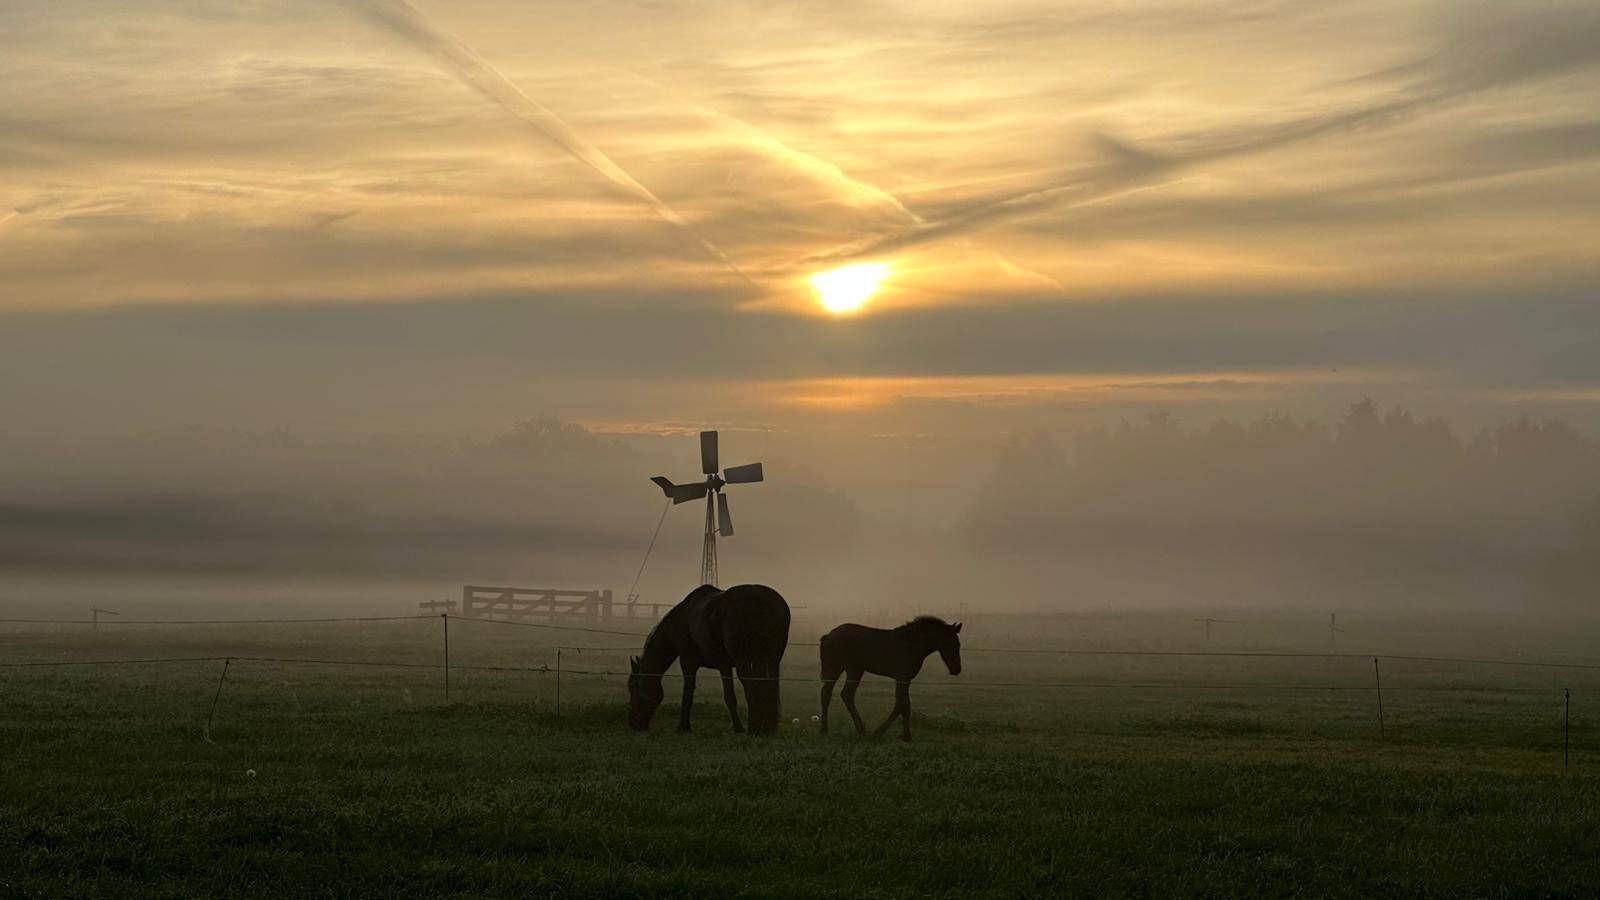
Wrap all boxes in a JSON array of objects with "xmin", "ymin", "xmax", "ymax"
[
  {"xmin": 938, "ymin": 621, "xmax": 963, "ymax": 675},
  {"xmin": 627, "ymin": 655, "xmax": 664, "ymax": 731}
]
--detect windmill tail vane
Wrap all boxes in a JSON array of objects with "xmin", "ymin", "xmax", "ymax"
[{"xmin": 650, "ymin": 430, "xmax": 764, "ymax": 587}]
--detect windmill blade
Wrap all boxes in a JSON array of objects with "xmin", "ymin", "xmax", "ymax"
[
  {"xmin": 700, "ymin": 430, "xmax": 719, "ymax": 474},
  {"xmin": 673, "ymin": 482, "xmax": 710, "ymax": 504},
  {"xmin": 717, "ymin": 492, "xmax": 734, "ymax": 536},
  {"xmin": 651, "ymin": 476, "xmax": 708, "ymax": 504},
  {"xmin": 723, "ymin": 462, "xmax": 764, "ymax": 484}
]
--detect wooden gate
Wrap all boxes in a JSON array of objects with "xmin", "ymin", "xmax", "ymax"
[{"xmin": 460, "ymin": 586, "xmax": 670, "ymax": 622}]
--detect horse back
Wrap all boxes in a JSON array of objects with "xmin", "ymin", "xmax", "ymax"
[
  {"xmin": 710, "ymin": 584, "xmax": 790, "ymax": 667},
  {"xmin": 679, "ymin": 583, "xmax": 789, "ymax": 670}
]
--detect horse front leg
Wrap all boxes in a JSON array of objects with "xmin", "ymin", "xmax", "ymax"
[
  {"xmin": 719, "ymin": 667, "xmax": 744, "ymax": 733},
  {"xmin": 678, "ymin": 665, "xmax": 698, "ymax": 732}
]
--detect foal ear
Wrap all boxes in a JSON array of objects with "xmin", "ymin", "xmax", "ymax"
[{"xmin": 952, "ymin": 622, "xmax": 962, "ymax": 634}]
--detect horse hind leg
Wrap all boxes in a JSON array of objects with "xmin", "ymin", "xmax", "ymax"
[
  {"xmin": 768, "ymin": 665, "xmax": 782, "ymax": 736},
  {"xmin": 738, "ymin": 669, "xmax": 768, "ymax": 737},
  {"xmin": 719, "ymin": 668, "xmax": 743, "ymax": 733},
  {"xmin": 744, "ymin": 661, "xmax": 782, "ymax": 736}
]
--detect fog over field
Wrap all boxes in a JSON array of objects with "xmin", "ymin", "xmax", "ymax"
[{"xmin": 4, "ymin": 399, "xmax": 1598, "ymax": 635}]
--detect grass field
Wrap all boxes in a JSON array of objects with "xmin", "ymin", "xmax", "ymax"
[{"xmin": 3, "ymin": 616, "xmax": 1599, "ymax": 897}]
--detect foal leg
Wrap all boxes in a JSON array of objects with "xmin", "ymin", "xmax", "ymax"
[
  {"xmin": 899, "ymin": 682, "xmax": 913, "ymax": 742},
  {"xmin": 719, "ymin": 667, "xmax": 744, "ymax": 733},
  {"xmin": 819, "ymin": 659, "xmax": 844, "ymax": 735},
  {"xmin": 840, "ymin": 669, "xmax": 867, "ymax": 736},
  {"xmin": 872, "ymin": 681, "xmax": 912, "ymax": 741},
  {"xmin": 819, "ymin": 676, "xmax": 837, "ymax": 735},
  {"xmin": 678, "ymin": 664, "xmax": 698, "ymax": 732}
]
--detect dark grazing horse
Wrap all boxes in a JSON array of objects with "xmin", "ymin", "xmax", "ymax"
[
  {"xmin": 819, "ymin": 616, "xmax": 962, "ymax": 741},
  {"xmin": 628, "ymin": 584, "xmax": 791, "ymax": 735}
]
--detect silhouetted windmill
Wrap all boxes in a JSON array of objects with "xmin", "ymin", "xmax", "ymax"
[
  {"xmin": 1329, "ymin": 612, "xmax": 1345, "ymax": 647},
  {"xmin": 650, "ymin": 430, "xmax": 764, "ymax": 587}
]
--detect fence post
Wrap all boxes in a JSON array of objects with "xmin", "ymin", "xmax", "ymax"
[
  {"xmin": 556, "ymin": 648, "xmax": 562, "ymax": 723},
  {"xmin": 1565, "ymin": 688, "xmax": 1571, "ymax": 771},
  {"xmin": 204, "ymin": 658, "xmax": 231, "ymax": 743},
  {"xmin": 1373, "ymin": 657, "xmax": 1385, "ymax": 740},
  {"xmin": 442, "ymin": 613, "xmax": 450, "ymax": 702}
]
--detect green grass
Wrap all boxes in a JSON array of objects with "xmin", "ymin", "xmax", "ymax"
[{"xmin": 2, "ymin": 621, "xmax": 1598, "ymax": 897}]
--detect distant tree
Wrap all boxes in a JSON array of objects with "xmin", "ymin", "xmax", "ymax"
[
  {"xmin": 965, "ymin": 429, "xmax": 1068, "ymax": 546},
  {"xmin": 484, "ymin": 417, "xmax": 636, "ymax": 470},
  {"xmin": 963, "ymin": 399, "xmax": 1600, "ymax": 565}
]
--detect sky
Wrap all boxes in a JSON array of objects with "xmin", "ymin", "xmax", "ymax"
[
  {"xmin": 3, "ymin": 0, "xmax": 1600, "ymax": 620},
  {"xmin": 3, "ymin": 0, "xmax": 1599, "ymax": 454}
]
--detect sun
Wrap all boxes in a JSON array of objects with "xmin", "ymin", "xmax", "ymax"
[{"xmin": 810, "ymin": 262, "xmax": 891, "ymax": 314}]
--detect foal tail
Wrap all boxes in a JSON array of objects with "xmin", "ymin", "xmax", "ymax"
[{"xmin": 819, "ymin": 631, "xmax": 843, "ymax": 682}]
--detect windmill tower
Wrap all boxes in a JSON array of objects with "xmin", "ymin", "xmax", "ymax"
[{"xmin": 650, "ymin": 430, "xmax": 764, "ymax": 587}]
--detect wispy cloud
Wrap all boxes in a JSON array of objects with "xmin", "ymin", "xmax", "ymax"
[
  {"xmin": 343, "ymin": 0, "xmax": 750, "ymax": 284},
  {"xmin": 800, "ymin": 0, "xmax": 1600, "ymax": 267}
]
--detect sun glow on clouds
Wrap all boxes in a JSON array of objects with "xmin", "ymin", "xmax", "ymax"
[
  {"xmin": 810, "ymin": 262, "xmax": 891, "ymax": 314},
  {"xmin": 770, "ymin": 369, "xmax": 1406, "ymax": 410}
]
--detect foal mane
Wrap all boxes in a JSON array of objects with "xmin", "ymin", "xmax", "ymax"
[{"xmin": 894, "ymin": 615, "xmax": 951, "ymax": 633}]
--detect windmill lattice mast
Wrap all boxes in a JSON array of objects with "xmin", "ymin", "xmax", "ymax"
[
  {"xmin": 651, "ymin": 430, "xmax": 764, "ymax": 587},
  {"xmin": 700, "ymin": 489, "xmax": 719, "ymax": 587}
]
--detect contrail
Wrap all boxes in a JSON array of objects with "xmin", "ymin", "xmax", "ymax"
[
  {"xmin": 788, "ymin": 138, "xmax": 1167, "ymax": 270},
  {"xmin": 346, "ymin": 0, "xmax": 750, "ymax": 284},
  {"xmin": 798, "ymin": 29, "xmax": 1549, "ymax": 270},
  {"xmin": 631, "ymin": 72, "xmax": 922, "ymax": 227},
  {"xmin": 795, "ymin": 94, "xmax": 1432, "ymax": 269},
  {"xmin": 635, "ymin": 75, "xmax": 1060, "ymax": 287}
]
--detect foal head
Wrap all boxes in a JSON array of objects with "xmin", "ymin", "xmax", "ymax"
[
  {"xmin": 937, "ymin": 620, "xmax": 963, "ymax": 675},
  {"xmin": 627, "ymin": 656, "xmax": 664, "ymax": 731},
  {"xmin": 904, "ymin": 616, "xmax": 963, "ymax": 675}
]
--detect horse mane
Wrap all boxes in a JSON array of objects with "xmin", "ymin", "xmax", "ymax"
[
  {"xmin": 894, "ymin": 615, "xmax": 950, "ymax": 633},
  {"xmin": 643, "ymin": 584, "xmax": 722, "ymax": 649}
]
